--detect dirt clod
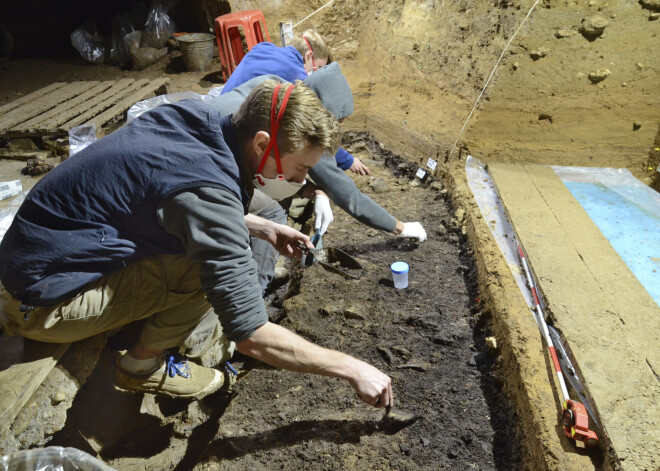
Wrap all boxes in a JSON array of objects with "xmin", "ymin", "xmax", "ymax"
[
  {"xmin": 580, "ymin": 15, "xmax": 609, "ymax": 39},
  {"xmin": 588, "ymin": 68, "xmax": 610, "ymax": 83},
  {"xmin": 555, "ymin": 29, "xmax": 577, "ymax": 38}
]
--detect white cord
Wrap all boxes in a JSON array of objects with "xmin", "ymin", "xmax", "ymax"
[
  {"xmin": 447, "ymin": 0, "xmax": 540, "ymax": 160},
  {"xmin": 293, "ymin": 0, "xmax": 338, "ymax": 28}
]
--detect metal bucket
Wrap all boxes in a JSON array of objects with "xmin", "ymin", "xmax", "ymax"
[{"xmin": 176, "ymin": 33, "xmax": 214, "ymax": 72}]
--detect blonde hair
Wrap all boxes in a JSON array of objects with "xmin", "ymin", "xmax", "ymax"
[
  {"xmin": 233, "ymin": 79, "xmax": 341, "ymax": 156},
  {"xmin": 288, "ymin": 29, "xmax": 332, "ymax": 63}
]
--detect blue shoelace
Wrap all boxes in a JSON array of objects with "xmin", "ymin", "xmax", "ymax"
[
  {"xmin": 165, "ymin": 354, "xmax": 190, "ymax": 378},
  {"xmin": 165, "ymin": 353, "xmax": 237, "ymax": 381},
  {"xmin": 224, "ymin": 361, "xmax": 238, "ymax": 377}
]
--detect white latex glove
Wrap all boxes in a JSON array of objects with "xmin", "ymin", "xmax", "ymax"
[
  {"xmin": 399, "ymin": 222, "xmax": 427, "ymax": 242},
  {"xmin": 314, "ymin": 194, "xmax": 334, "ymax": 235}
]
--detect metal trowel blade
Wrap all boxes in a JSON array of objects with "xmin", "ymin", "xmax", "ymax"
[{"xmin": 379, "ymin": 406, "xmax": 421, "ymax": 434}]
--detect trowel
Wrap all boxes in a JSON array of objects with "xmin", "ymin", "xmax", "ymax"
[
  {"xmin": 379, "ymin": 405, "xmax": 421, "ymax": 434},
  {"xmin": 301, "ymin": 231, "xmax": 365, "ymax": 280}
]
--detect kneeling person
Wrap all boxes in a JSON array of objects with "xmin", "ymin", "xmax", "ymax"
[{"xmin": 0, "ymin": 80, "xmax": 394, "ymax": 408}]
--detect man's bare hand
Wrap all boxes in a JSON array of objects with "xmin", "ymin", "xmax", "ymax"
[
  {"xmin": 349, "ymin": 157, "xmax": 372, "ymax": 176},
  {"xmin": 347, "ymin": 360, "xmax": 393, "ymax": 408},
  {"xmin": 237, "ymin": 323, "xmax": 394, "ymax": 409},
  {"xmin": 245, "ymin": 214, "xmax": 314, "ymax": 258},
  {"xmin": 267, "ymin": 223, "xmax": 314, "ymax": 259}
]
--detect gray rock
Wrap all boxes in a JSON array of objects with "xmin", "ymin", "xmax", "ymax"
[
  {"xmin": 399, "ymin": 443, "xmax": 411, "ymax": 455},
  {"xmin": 579, "ymin": 15, "xmax": 609, "ymax": 39},
  {"xmin": 430, "ymin": 182, "xmax": 443, "ymax": 191},
  {"xmin": 421, "ymin": 437, "xmax": 431, "ymax": 447},
  {"xmin": 530, "ymin": 47, "xmax": 549, "ymax": 60},
  {"xmin": 588, "ymin": 68, "xmax": 610, "ymax": 83},
  {"xmin": 343, "ymin": 307, "xmax": 365, "ymax": 320},
  {"xmin": 370, "ymin": 178, "xmax": 390, "ymax": 193},
  {"xmin": 640, "ymin": 0, "xmax": 660, "ymax": 11},
  {"xmin": 555, "ymin": 29, "xmax": 577, "ymax": 38}
]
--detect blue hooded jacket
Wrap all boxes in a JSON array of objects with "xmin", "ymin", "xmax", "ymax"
[{"xmin": 222, "ymin": 42, "xmax": 308, "ymax": 94}]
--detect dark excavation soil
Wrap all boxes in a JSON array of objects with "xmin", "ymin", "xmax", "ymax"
[{"xmin": 41, "ymin": 134, "xmax": 521, "ymax": 470}]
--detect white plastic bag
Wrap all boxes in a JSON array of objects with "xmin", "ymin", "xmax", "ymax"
[
  {"xmin": 1, "ymin": 446, "xmax": 116, "ymax": 471},
  {"xmin": 127, "ymin": 92, "xmax": 210, "ymax": 123},
  {"xmin": 70, "ymin": 22, "xmax": 110, "ymax": 65},
  {"xmin": 143, "ymin": 0, "xmax": 176, "ymax": 49},
  {"xmin": 68, "ymin": 123, "xmax": 98, "ymax": 157},
  {"xmin": 0, "ymin": 180, "xmax": 21, "ymax": 201}
]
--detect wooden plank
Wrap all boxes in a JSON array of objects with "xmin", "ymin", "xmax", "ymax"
[
  {"xmin": 84, "ymin": 77, "xmax": 170, "ymax": 129},
  {"xmin": 0, "ymin": 82, "xmax": 67, "ymax": 115},
  {"xmin": 1, "ymin": 79, "xmax": 137, "ymax": 138},
  {"xmin": 489, "ymin": 162, "xmax": 660, "ymax": 471},
  {"xmin": 0, "ymin": 149, "xmax": 52, "ymax": 161},
  {"xmin": 0, "ymin": 334, "xmax": 70, "ymax": 432},
  {"xmin": 15, "ymin": 81, "xmax": 116, "ymax": 131},
  {"xmin": 58, "ymin": 78, "xmax": 150, "ymax": 130},
  {"xmin": 0, "ymin": 82, "xmax": 99, "ymax": 132},
  {"xmin": 36, "ymin": 79, "xmax": 134, "ymax": 132}
]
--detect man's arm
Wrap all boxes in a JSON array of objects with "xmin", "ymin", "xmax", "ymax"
[
  {"xmin": 237, "ymin": 322, "xmax": 393, "ymax": 407},
  {"xmin": 308, "ymin": 155, "xmax": 398, "ymax": 232},
  {"xmin": 158, "ymin": 186, "xmax": 393, "ymax": 406}
]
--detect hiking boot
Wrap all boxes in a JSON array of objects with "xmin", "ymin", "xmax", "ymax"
[{"xmin": 114, "ymin": 352, "xmax": 227, "ymax": 399}]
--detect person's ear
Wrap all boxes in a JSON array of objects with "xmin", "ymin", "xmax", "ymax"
[
  {"xmin": 252, "ymin": 131, "xmax": 270, "ymax": 157},
  {"xmin": 304, "ymin": 50, "xmax": 313, "ymax": 62}
]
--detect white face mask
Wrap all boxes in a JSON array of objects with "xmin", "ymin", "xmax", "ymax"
[
  {"xmin": 252, "ymin": 83, "xmax": 305, "ymax": 201},
  {"xmin": 253, "ymin": 174, "xmax": 305, "ymax": 200}
]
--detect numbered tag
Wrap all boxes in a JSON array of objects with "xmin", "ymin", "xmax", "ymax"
[
  {"xmin": 415, "ymin": 168, "xmax": 426, "ymax": 179},
  {"xmin": 426, "ymin": 158, "xmax": 437, "ymax": 172}
]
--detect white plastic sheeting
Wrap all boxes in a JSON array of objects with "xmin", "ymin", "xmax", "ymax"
[{"xmin": 465, "ymin": 156, "xmax": 535, "ymax": 310}]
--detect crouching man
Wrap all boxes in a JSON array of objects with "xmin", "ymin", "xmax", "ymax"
[{"xmin": 0, "ymin": 80, "xmax": 393, "ymax": 407}]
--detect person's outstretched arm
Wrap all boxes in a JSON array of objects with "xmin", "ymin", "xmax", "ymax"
[
  {"xmin": 237, "ymin": 321, "xmax": 393, "ymax": 408},
  {"xmin": 308, "ymin": 155, "xmax": 427, "ymax": 241}
]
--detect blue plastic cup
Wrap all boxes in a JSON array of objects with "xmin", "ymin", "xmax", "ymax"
[{"xmin": 390, "ymin": 261, "xmax": 409, "ymax": 289}]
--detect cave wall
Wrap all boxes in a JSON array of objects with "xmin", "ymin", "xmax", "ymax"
[
  {"xmin": 226, "ymin": 0, "xmax": 659, "ymax": 180},
  {"xmin": 3, "ymin": 0, "xmax": 657, "ymax": 178}
]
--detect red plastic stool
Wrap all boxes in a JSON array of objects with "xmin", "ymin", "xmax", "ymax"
[{"xmin": 214, "ymin": 10, "xmax": 271, "ymax": 81}]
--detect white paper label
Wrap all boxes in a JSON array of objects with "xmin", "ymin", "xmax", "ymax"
[
  {"xmin": 426, "ymin": 158, "xmax": 437, "ymax": 172},
  {"xmin": 415, "ymin": 168, "xmax": 426, "ymax": 179}
]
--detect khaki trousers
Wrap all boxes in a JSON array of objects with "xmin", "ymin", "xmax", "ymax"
[{"xmin": 0, "ymin": 254, "xmax": 234, "ymax": 363}]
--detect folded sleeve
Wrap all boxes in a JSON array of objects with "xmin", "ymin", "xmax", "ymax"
[{"xmin": 334, "ymin": 147, "xmax": 354, "ymax": 170}]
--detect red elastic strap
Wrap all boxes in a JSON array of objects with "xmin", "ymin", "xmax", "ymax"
[
  {"xmin": 301, "ymin": 35, "xmax": 317, "ymax": 72},
  {"xmin": 256, "ymin": 83, "xmax": 296, "ymax": 176}
]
